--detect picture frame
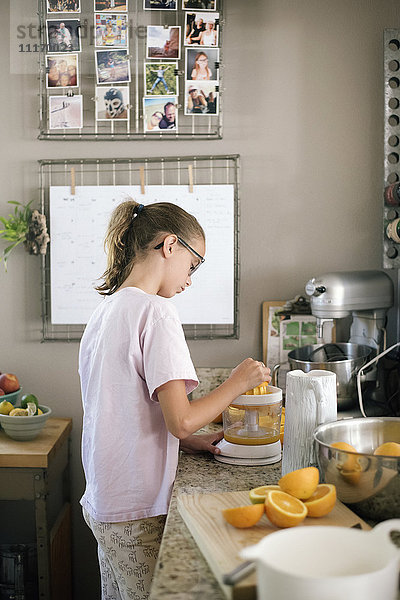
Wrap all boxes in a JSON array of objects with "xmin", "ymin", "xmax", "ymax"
[
  {"xmin": 95, "ymin": 49, "xmax": 131, "ymax": 84},
  {"xmin": 49, "ymin": 95, "xmax": 83, "ymax": 129},
  {"xmin": 184, "ymin": 81, "xmax": 218, "ymax": 115},
  {"xmin": 95, "ymin": 13, "xmax": 128, "ymax": 48},
  {"xmin": 182, "ymin": 0, "xmax": 216, "ymax": 10},
  {"xmin": 184, "ymin": 12, "xmax": 219, "ymax": 46},
  {"xmin": 185, "ymin": 46, "xmax": 219, "ymax": 81},
  {"xmin": 46, "ymin": 53, "xmax": 79, "ymax": 88},
  {"xmin": 94, "ymin": 0, "xmax": 128, "ymax": 11},
  {"xmin": 47, "ymin": 0, "xmax": 81, "ymax": 13},
  {"xmin": 143, "ymin": 0, "xmax": 177, "ymax": 9},
  {"xmin": 144, "ymin": 62, "xmax": 178, "ymax": 96},
  {"xmin": 143, "ymin": 96, "xmax": 178, "ymax": 132},
  {"xmin": 146, "ymin": 26, "xmax": 181, "ymax": 60},
  {"xmin": 46, "ymin": 19, "xmax": 81, "ymax": 53},
  {"xmin": 95, "ymin": 85, "xmax": 129, "ymax": 120}
]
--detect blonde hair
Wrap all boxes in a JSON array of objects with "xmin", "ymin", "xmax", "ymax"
[{"xmin": 96, "ymin": 200, "xmax": 205, "ymax": 295}]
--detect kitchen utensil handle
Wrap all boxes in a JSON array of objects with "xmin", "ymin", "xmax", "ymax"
[{"xmin": 222, "ymin": 560, "xmax": 255, "ymax": 586}]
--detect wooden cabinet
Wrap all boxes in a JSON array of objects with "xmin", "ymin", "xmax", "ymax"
[{"xmin": 0, "ymin": 418, "xmax": 72, "ymax": 600}]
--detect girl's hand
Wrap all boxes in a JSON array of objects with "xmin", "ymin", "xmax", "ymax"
[
  {"xmin": 228, "ymin": 358, "xmax": 271, "ymax": 396},
  {"xmin": 180, "ymin": 430, "xmax": 224, "ymax": 455}
]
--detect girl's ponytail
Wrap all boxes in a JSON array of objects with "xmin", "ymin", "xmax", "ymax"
[{"xmin": 96, "ymin": 201, "xmax": 143, "ymax": 295}]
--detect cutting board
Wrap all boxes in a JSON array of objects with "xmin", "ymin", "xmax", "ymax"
[{"xmin": 177, "ymin": 489, "xmax": 370, "ymax": 600}]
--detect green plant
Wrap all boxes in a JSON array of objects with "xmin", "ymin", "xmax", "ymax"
[{"xmin": 0, "ymin": 201, "xmax": 34, "ymax": 270}]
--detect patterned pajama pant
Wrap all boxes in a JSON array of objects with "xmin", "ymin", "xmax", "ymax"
[{"xmin": 83, "ymin": 508, "xmax": 166, "ymax": 600}]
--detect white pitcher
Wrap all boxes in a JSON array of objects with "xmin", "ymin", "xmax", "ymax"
[
  {"xmin": 240, "ymin": 520, "xmax": 400, "ymax": 600},
  {"xmin": 282, "ymin": 369, "xmax": 337, "ymax": 474}
]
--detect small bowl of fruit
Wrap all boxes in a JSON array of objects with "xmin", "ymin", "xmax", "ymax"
[
  {"xmin": 0, "ymin": 392, "xmax": 51, "ymax": 441},
  {"xmin": 0, "ymin": 373, "xmax": 22, "ymax": 406}
]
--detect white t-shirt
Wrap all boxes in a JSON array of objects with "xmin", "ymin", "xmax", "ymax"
[{"xmin": 79, "ymin": 287, "xmax": 198, "ymax": 522}]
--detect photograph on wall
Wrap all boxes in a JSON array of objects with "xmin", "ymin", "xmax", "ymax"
[
  {"xmin": 95, "ymin": 13, "xmax": 128, "ymax": 47},
  {"xmin": 143, "ymin": 97, "xmax": 177, "ymax": 132},
  {"xmin": 49, "ymin": 95, "xmax": 83, "ymax": 129},
  {"xmin": 47, "ymin": 0, "xmax": 81, "ymax": 12},
  {"xmin": 144, "ymin": 62, "xmax": 178, "ymax": 95},
  {"xmin": 46, "ymin": 19, "xmax": 81, "ymax": 53},
  {"xmin": 185, "ymin": 47, "xmax": 219, "ymax": 81},
  {"xmin": 46, "ymin": 54, "xmax": 79, "ymax": 88},
  {"xmin": 94, "ymin": 0, "xmax": 128, "ymax": 11},
  {"xmin": 146, "ymin": 26, "xmax": 181, "ymax": 60},
  {"xmin": 184, "ymin": 12, "xmax": 219, "ymax": 46},
  {"xmin": 184, "ymin": 81, "xmax": 218, "ymax": 115},
  {"xmin": 95, "ymin": 50, "xmax": 131, "ymax": 84},
  {"xmin": 144, "ymin": 0, "xmax": 176, "ymax": 9},
  {"xmin": 182, "ymin": 0, "xmax": 216, "ymax": 10},
  {"xmin": 95, "ymin": 86, "xmax": 129, "ymax": 120}
]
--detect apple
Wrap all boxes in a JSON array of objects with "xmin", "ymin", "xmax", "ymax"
[
  {"xmin": 0, "ymin": 389, "xmax": 4, "ymax": 396},
  {"xmin": 0, "ymin": 373, "xmax": 20, "ymax": 394}
]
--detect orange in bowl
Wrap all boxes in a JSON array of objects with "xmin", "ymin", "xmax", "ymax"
[
  {"xmin": 373, "ymin": 442, "xmax": 400, "ymax": 456},
  {"xmin": 331, "ymin": 442, "xmax": 360, "ymax": 471}
]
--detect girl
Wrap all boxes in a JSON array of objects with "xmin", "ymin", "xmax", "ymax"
[
  {"xmin": 79, "ymin": 200, "xmax": 270, "ymax": 599},
  {"xmin": 199, "ymin": 21, "xmax": 217, "ymax": 46},
  {"xmin": 190, "ymin": 51, "xmax": 212, "ymax": 80}
]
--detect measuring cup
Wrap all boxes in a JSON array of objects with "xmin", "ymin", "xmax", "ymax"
[{"xmin": 240, "ymin": 520, "xmax": 400, "ymax": 600}]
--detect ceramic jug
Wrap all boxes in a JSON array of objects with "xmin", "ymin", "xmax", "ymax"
[
  {"xmin": 240, "ymin": 520, "xmax": 400, "ymax": 600},
  {"xmin": 282, "ymin": 369, "xmax": 337, "ymax": 475}
]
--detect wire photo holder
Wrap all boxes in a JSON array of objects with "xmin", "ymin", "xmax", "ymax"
[
  {"xmin": 39, "ymin": 154, "xmax": 240, "ymax": 342},
  {"xmin": 38, "ymin": 0, "xmax": 223, "ymax": 140}
]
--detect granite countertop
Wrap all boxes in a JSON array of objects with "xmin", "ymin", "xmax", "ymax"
[{"xmin": 149, "ymin": 424, "xmax": 282, "ymax": 600}]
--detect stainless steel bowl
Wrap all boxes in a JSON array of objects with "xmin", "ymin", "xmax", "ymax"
[
  {"xmin": 314, "ymin": 417, "xmax": 400, "ymax": 522},
  {"xmin": 288, "ymin": 343, "xmax": 374, "ymax": 410}
]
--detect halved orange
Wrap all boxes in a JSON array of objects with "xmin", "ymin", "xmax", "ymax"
[
  {"xmin": 264, "ymin": 490, "xmax": 307, "ymax": 528},
  {"xmin": 249, "ymin": 485, "xmax": 280, "ymax": 504},
  {"xmin": 303, "ymin": 484, "xmax": 336, "ymax": 517},
  {"xmin": 278, "ymin": 467, "xmax": 319, "ymax": 500},
  {"xmin": 373, "ymin": 442, "xmax": 400, "ymax": 456},
  {"xmin": 222, "ymin": 503, "xmax": 264, "ymax": 528},
  {"xmin": 245, "ymin": 381, "xmax": 270, "ymax": 395}
]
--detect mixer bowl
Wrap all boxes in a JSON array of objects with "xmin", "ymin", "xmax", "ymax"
[
  {"xmin": 314, "ymin": 417, "xmax": 400, "ymax": 522},
  {"xmin": 288, "ymin": 343, "xmax": 374, "ymax": 410}
]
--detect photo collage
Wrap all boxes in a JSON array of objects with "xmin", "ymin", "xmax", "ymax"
[{"xmin": 45, "ymin": 0, "xmax": 220, "ymax": 132}]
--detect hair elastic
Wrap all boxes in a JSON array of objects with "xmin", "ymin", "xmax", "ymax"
[{"xmin": 133, "ymin": 204, "xmax": 144, "ymax": 219}]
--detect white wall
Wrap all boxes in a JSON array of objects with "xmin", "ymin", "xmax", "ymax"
[{"xmin": 2, "ymin": 1, "xmax": 400, "ymax": 597}]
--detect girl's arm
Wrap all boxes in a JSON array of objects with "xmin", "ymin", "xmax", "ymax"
[{"xmin": 157, "ymin": 358, "xmax": 270, "ymax": 439}]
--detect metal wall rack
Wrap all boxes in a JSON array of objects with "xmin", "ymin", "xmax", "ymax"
[
  {"xmin": 39, "ymin": 154, "xmax": 240, "ymax": 342},
  {"xmin": 38, "ymin": 0, "xmax": 223, "ymax": 140},
  {"xmin": 383, "ymin": 29, "xmax": 400, "ymax": 267}
]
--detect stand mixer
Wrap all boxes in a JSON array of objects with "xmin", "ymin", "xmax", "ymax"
[
  {"xmin": 305, "ymin": 270, "xmax": 394, "ymax": 351},
  {"xmin": 304, "ymin": 270, "xmax": 395, "ymax": 413},
  {"xmin": 215, "ymin": 384, "xmax": 282, "ymax": 466}
]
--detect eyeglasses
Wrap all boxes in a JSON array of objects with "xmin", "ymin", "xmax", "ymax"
[{"xmin": 154, "ymin": 236, "xmax": 205, "ymax": 275}]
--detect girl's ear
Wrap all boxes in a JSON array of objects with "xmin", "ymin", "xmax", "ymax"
[{"xmin": 163, "ymin": 234, "xmax": 178, "ymax": 258}]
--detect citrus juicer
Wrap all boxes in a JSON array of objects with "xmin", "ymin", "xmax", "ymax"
[{"xmin": 215, "ymin": 384, "xmax": 283, "ymax": 466}]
